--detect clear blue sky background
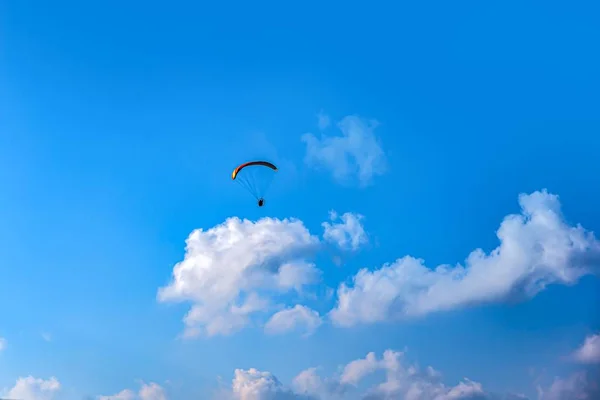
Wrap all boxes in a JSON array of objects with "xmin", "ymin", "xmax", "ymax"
[{"xmin": 1, "ymin": 1, "xmax": 599, "ymax": 399}]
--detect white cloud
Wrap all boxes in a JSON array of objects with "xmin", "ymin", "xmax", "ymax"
[
  {"xmin": 291, "ymin": 368, "xmax": 326, "ymax": 397},
  {"xmin": 98, "ymin": 389, "xmax": 136, "ymax": 400},
  {"xmin": 302, "ymin": 115, "xmax": 387, "ymax": 187},
  {"xmin": 41, "ymin": 332, "xmax": 52, "ymax": 342},
  {"xmin": 339, "ymin": 351, "xmax": 379, "ymax": 386},
  {"xmin": 182, "ymin": 293, "xmax": 271, "ymax": 338},
  {"xmin": 0, "ymin": 336, "xmax": 6, "ymax": 352},
  {"xmin": 275, "ymin": 262, "xmax": 322, "ymax": 294},
  {"xmin": 3, "ymin": 376, "xmax": 61, "ymax": 400},
  {"xmin": 322, "ymin": 211, "xmax": 368, "ymax": 251},
  {"xmin": 231, "ymin": 368, "xmax": 301, "ymax": 400},
  {"xmin": 228, "ymin": 350, "xmax": 489, "ymax": 400},
  {"xmin": 330, "ymin": 190, "xmax": 600, "ymax": 327},
  {"xmin": 537, "ymin": 371, "xmax": 599, "ymax": 400},
  {"xmin": 264, "ymin": 305, "xmax": 322, "ymax": 337},
  {"xmin": 98, "ymin": 382, "xmax": 166, "ymax": 400},
  {"xmin": 291, "ymin": 368, "xmax": 346, "ymax": 399},
  {"xmin": 138, "ymin": 382, "xmax": 167, "ymax": 400},
  {"xmin": 317, "ymin": 111, "xmax": 331, "ymax": 130},
  {"xmin": 157, "ymin": 217, "xmax": 321, "ymax": 337},
  {"xmin": 343, "ymin": 350, "xmax": 487, "ymax": 400},
  {"xmin": 572, "ymin": 333, "xmax": 600, "ymax": 364}
]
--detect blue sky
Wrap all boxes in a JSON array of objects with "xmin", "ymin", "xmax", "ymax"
[{"xmin": 1, "ymin": 1, "xmax": 599, "ymax": 399}]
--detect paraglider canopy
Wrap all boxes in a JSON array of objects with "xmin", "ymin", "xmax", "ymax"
[{"xmin": 232, "ymin": 161, "xmax": 278, "ymax": 206}]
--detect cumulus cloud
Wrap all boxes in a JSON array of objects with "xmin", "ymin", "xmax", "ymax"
[
  {"xmin": 330, "ymin": 190, "xmax": 600, "ymax": 327},
  {"xmin": 228, "ymin": 350, "xmax": 490, "ymax": 400},
  {"xmin": 231, "ymin": 368, "xmax": 304, "ymax": 400},
  {"xmin": 345, "ymin": 350, "xmax": 487, "ymax": 400},
  {"xmin": 0, "ymin": 336, "xmax": 6, "ymax": 351},
  {"xmin": 98, "ymin": 382, "xmax": 166, "ymax": 400},
  {"xmin": 157, "ymin": 217, "xmax": 321, "ymax": 337},
  {"xmin": 3, "ymin": 376, "xmax": 61, "ymax": 400},
  {"xmin": 322, "ymin": 211, "xmax": 368, "ymax": 251},
  {"xmin": 572, "ymin": 333, "xmax": 600, "ymax": 364},
  {"xmin": 264, "ymin": 305, "xmax": 322, "ymax": 337},
  {"xmin": 302, "ymin": 115, "xmax": 387, "ymax": 187}
]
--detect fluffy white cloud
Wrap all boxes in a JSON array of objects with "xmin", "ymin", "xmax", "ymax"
[
  {"xmin": 98, "ymin": 382, "xmax": 166, "ymax": 400},
  {"xmin": 322, "ymin": 211, "xmax": 368, "ymax": 251},
  {"xmin": 157, "ymin": 217, "xmax": 321, "ymax": 337},
  {"xmin": 3, "ymin": 376, "xmax": 61, "ymax": 400},
  {"xmin": 264, "ymin": 305, "xmax": 322, "ymax": 337},
  {"xmin": 228, "ymin": 350, "xmax": 490, "ymax": 400},
  {"xmin": 344, "ymin": 350, "xmax": 487, "ymax": 400},
  {"xmin": 302, "ymin": 115, "xmax": 387, "ymax": 186},
  {"xmin": 0, "ymin": 336, "xmax": 6, "ymax": 351},
  {"xmin": 330, "ymin": 190, "xmax": 600, "ymax": 327},
  {"xmin": 572, "ymin": 333, "xmax": 600, "ymax": 364},
  {"xmin": 231, "ymin": 368, "xmax": 302, "ymax": 400}
]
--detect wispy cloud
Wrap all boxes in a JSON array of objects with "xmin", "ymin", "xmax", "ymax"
[
  {"xmin": 302, "ymin": 115, "xmax": 387, "ymax": 187},
  {"xmin": 317, "ymin": 110, "xmax": 331, "ymax": 130},
  {"xmin": 98, "ymin": 382, "xmax": 166, "ymax": 400},
  {"xmin": 537, "ymin": 370, "xmax": 599, "ymax": 400}
]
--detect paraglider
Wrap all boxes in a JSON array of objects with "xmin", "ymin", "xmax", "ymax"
[{"xmin": 231, "ymin": 160, "xmax": 277, "ymax": 207}]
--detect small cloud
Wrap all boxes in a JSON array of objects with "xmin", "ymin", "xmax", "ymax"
[
  {"xmin": 97, "ymin": 382, "xmax": 166, "ymax": 400},
  {"xmin": 41, "ymin": 332, "xmax": 52, "ymax": 342},
  {"xmin": 317, "ymin": 110, "xmax": 331, "ymax": 130},
  {"xmin": 302, "ymin": 115, "xmax": 387, "ymax": 187},
  {"xmin": 325, "ymin": 287, "xmax": 335, "ymax": 300},
  {"xmin": 0, "ymin": 337, "xmax": 6, "ymax": 352},
  {"xmin": 264, "ymin": 305, "xmax": 322, "ymax": 337},
  {"xmin": 572, "ymin": 333, "xmax": 600, "ymax": 364},
  {"xmin": 97, "ymin": 389, "xmax": 136, "ymax": 400},
  {"xmin": 232, "ymin": 368, "xmax": 296, "ymax": 400},
  {"xmin": 322, "ymin": 210, "xmax": 368, "ymax": 251}
]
